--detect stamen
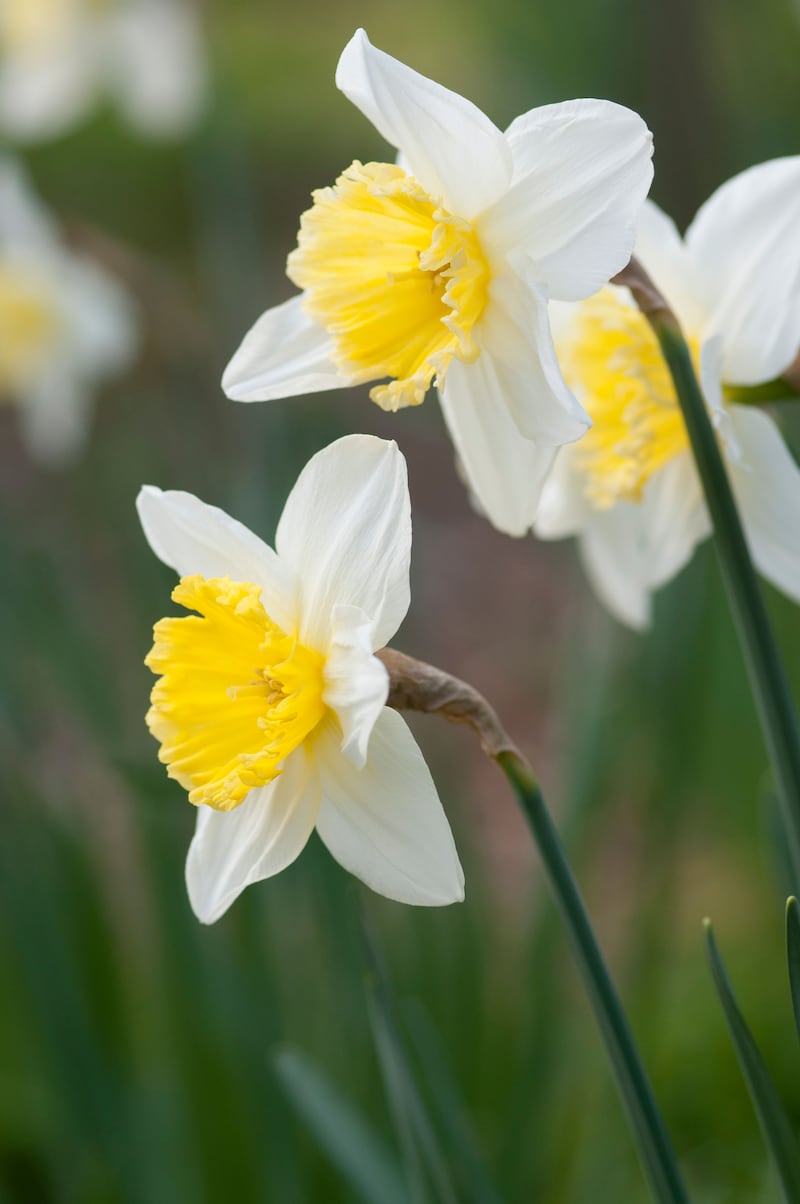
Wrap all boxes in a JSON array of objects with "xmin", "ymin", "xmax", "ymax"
[{"xmin": 557, "ymin": 288, "xmax": 692, "ymax": 508}]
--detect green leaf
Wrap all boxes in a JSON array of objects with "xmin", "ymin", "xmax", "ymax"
[
  {"xmin": 402, "ymin": 1001, "xmax": 504, "ymax": 1204},
  {"xmin": 705, "ymin": 918, "xmax": 800, "ymax": 1203},
  {"xmin": 785, "ymin": 898, "xmax": 800, "ymax": 1046},
  {"xmin": 273, "ymin": 1047, "xmax": 409, "ymax": 1204},
  {"xmin": 362, "ymin": 917, "xmax": 459, "ymax": 1204}
]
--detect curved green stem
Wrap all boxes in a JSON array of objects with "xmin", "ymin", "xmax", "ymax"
[
  {"xmin": 653, "ymin": 316, "xmax": 800, "ymax": 887},
  {"xmin": 498, "ymin": 750, "xmax": 689, "ymax": 1204}
]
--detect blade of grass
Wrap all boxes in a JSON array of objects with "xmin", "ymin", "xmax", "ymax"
[
  {"xmin": 785, "ymin": 898, "xmax": 800, "ymax": 1046},
  {"xmin": 361, "ymin": 911, "xmax": 459, "ymax": 1204},
  {"xmin": 273, "ymin": 1047, "xmax": 409, "ymax": 1204},
  {"xmin": 704, "ymin": 918, "xmax": 800, "ymax": 1203},
  {"xmin": 402, "ymin": 1000, "xmax": 504, "ymax": 1204}
]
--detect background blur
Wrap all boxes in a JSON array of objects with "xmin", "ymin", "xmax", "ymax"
[{"xmin": 2, "ymin": 1, "xmax": 800, "ymax": 1200}]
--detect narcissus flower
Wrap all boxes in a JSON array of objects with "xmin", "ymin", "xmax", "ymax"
[
  {"xmin": 0, "ymin": 157, "xmax": 137, "ymax": 463},
  {"xmin": 535, "ymin": 158, "xmax": 800, "ymax": 629},
  {"xmin": 0, "ymin": 0, "xmax": 206, "ymax": 142},
  {"xmin": 138, "ymin": 435, "xmax": 464, "ymax": 923},
  {"xmin": 223, "ymin": 29, "xmax": 654, "ymax": 537}
]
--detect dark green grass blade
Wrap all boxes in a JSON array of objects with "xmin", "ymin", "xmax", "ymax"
[
  {"xmin": 402, "ymin": 1001, "xmax": 504, "ymax": 1204},
  {"xmin": 362, "ymin": 913, "xmax": 460, "ymax": 1204},
  {"xmin": 705, "ymin": 919, "xmax": 800, "ymax": 1203},
  {"xmin": 785, "ymin": 898, "xmax": 800, "ymax": 1047},
  {"xmin": 273, "ymin": 1048, "xmax": 409, "ymax": 1204}
]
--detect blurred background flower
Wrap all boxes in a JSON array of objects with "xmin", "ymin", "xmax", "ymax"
[
  {"xmin": 1, "ymin": 2, "xmax": 800, "ymax": 1201},
  {"xmin": 0, "ymin": 156, "xmax": 137, "ymax": 462},
  {"xmin": 0, "ymin": 0, "xmax": 207, "ymax": 142}
]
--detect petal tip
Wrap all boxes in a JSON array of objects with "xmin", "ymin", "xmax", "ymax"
[
  {"xmin": 335, "ymin": 27, "xmax": 370, "ymax": 89},
  {"xmin": 135, "ymin": 483, "xmax": 163, "ymax": 517},
  {"xmin": 221, "ymin": 357, "xmax": 245, "ymax": 400}
]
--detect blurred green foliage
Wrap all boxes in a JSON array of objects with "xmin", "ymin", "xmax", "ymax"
[{"xmin": 2, "ymin": 0, "xmax": 800, "ymax": 1200}]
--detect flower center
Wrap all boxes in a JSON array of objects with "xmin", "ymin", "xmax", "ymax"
[
  {"xmin": 556, "ymin": 288, "xmax": 693, "ymax": 509},
  {"xmin": 287, "ymin": 161, "xmax": 490, "ymax": 412},
  {"xmin": 145, "ymin": 576, "xmax": 326, "ymax": 812},
  {"xmin": 0, "ymin": 263, "xmax": 60, "ymax": 397}
]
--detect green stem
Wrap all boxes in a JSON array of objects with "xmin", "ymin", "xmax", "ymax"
[
  {"xmin": 653, "ymin": 317, "xmax": 800, "ymax": 887},
  {"xmin": 497, "ymin": 750, "xmax": 689, "ymax": 1204},
  {"xmin": 724, "ymin": 379, "xmax": 800, "ymax": 406}
]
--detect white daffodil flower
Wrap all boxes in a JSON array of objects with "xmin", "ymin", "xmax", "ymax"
[
  {"xmin": 0, "ymin": 0, "xmax": 206, "ymax": 142},
  {"xmin": 137, "ymin": 434, "xmax": 465, "ymax": 924},
  {"xmin": 535, "ymin": 157, "xmax": 800, "ymax": 629},
  {"xmin": 0, "ymin": 157, "xmax": 137, "ymax": 463},
  {"xmin": 222, "ymin": 29, "xmax": 654, "ymax": 537}
]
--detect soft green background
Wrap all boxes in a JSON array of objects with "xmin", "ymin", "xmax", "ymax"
[{"xmin": 2, "ymin": 0, "xmax": 800, "ymax": 1200}]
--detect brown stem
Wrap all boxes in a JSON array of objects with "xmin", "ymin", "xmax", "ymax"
[
  {"xmin": 611, "ymin": 257, "xmax": 678, "ymax": 331},
  {"xmin": 784, "ymin": 352, "xmax": 800, "ymax": 393},
  {"xmin": 376, "ymin": 648, "xmax": 520, "ymax": 761}
]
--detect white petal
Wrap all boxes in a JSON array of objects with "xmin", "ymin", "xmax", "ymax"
[
  {"xmin": 479, "ymin": 99, "xmax": 653, "ymax": 301},
  {"xmin": 323, "ymin": 604, "xmax": 389, "ymax": 769},
  {"xmin": 0, "ymin": 157, "xmax": 58, "ymax": 250},
  {"xmin": 0, "ymin": 35, "xmax": 98, "ymax": 143},
  {"xmin": 685, "ymin": 157, "xmax": 800, "ymax": 383},
  {"xmin": 62, "ymin": 256, "xmax": 138, "ymax": 377},
  {"xmin": 440, "ymin": 355, "xmax": 559, "ymax": 538},
  {"xmin": 313, "ymin": 710, "xmax": 464, "ymax": 906},
  {"xmin": 109, "ymin": 0, "xmax": 206, "ymax": 138},
  {"xmin": 576, "ymin": 453, "xmax": 709, "ymax": 629},
  {"xmin": 533, "ymin": 447, "xmax": 590, "ymax": 539},
  {"xmin": 222, "ymin": 293, "xmax": 345, "ymax": 402},
  {"xmin": 275, "ymin": 435, "xmax": 411, "ymax": 652},
  {"xmin": 578, "ymin": 507, "xmax": 653, "ymax": 631},
  {"xmin": 476, "ymin": 267, "xmax": 589, "ymax": 442},
  {"xmin": 136, "ymin": 486, "xmax": 297, "ymax": 632},
  {"xmin": 638, "ymin": 452, "xmax": 710, "ymax": 590},
  {"xmin": 633, "ymin": 200, "xmax": 705, "ymax": 333},
  {"xmin": 17, "ymin": 373, "xmax": 91, "ymax": 466},
  {"xmin": 699, "ymin": 335, "xmax": 741, "ymax": 462},
  {"xmin": 335, "ymin": 29, "xmax": 511, "ymax": 219},
  {"xmin": 185, "ymin": 746, "xmax": 320, "ymax": 924},
  {"xmin": 728, "ymin": 405, "xmax": 800, "ymax": 601}
]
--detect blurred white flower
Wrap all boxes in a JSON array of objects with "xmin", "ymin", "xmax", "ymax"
[
  {"xmin": 138, "ymin": 434, "xmax": 465, "ymax": 924},
  {"xmin": 535, "ymin": 158, "xmax": 800, "ymax": 629},
  {"xmin": 0, "ymin": 157, "xmax": 137, "ymax": 463},
  {"xmin": 0, "ymin": 0, "xmax": 206, "ymax": 142},
  {"xmin": 223, "ymin": 28, "xmax": 653, "ymax": 537}
]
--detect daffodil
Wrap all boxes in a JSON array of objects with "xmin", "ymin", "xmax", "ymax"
[
  {"xmin": 535, "ymin": 157, "xmax": 800, "ymax": 629},
  {"xmin": 138, "ymin": 434, "xmax": 465, "ymax": 923},
  {"xmin": 0, "ymin": 0, "xmax": 206, "ymax": 142},
  {"xmin": 0, "ymin": 157, "xmax": 137, "ymax": 463},
  {"xmin": 222, "ymin": 29, "xmax": 654, "ymax": 537}
]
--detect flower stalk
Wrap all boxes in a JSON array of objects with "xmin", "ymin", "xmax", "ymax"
[
  {"xmin": 617, "ymin": 259, "xmax": 800, "ymax": 887},
  {"xmin": 379, "ymin": 649, "xmax": 689, "ymax": 1204}
]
